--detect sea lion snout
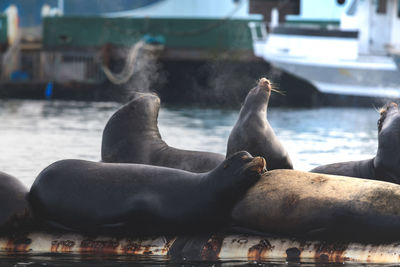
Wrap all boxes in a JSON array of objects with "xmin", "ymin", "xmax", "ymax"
[
  {"xmin": 378, "ymin": 102, "xmax": 400, "ymax": 132},
  {"xmin": 258, "ymin": 78, "xmax": 272, "ymax": 95},
  {"xmin": 249, "ymin": 156, "xmax": 267, "ymax": 174},
  {"xmin": 258, "ymin": 78, "xmax": 271, "ymax": 87},
  {"xmin": 224, "ymin": 151, "xmax": 267, "ymax": 173}
]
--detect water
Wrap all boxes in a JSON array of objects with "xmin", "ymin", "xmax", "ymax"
[
  {"xmin": 0, "ymin": 99, "xmax": 378, "ymax": 187},
  {"xmin": 0, "ymin": 254, "xmax": 350, "ymax": 267}
]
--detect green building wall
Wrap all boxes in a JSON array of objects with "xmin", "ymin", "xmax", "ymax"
[
  {"xmin": 42, "ymin": 16, "xmax": 260, "ymax": 51},
  {"xmin": 0, "ymin": 15, "xmax": 7, "ymax": 44}
]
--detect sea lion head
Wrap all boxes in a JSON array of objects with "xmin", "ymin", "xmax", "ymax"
[
  {"xmin": 210, "ymin": 151, "xmax": 267, "ymax": 199},
  {"xmin": 375, "ymin": 102, "xmax": 400, "ymax": 183},
  {"xmin": 109, "ymin": 92, "xmax": 161, "ymax": 133},
  {"xmin": 377, "ymin": 102, "xmax": 399, "ymax": 132},
  {"xmin": 125, "ymin": 92, "xmax": 161, "ymax": 122},
  {"xmin": 101, "ymin": 92, "xmax": 161, "ymax": 162},
  {"xmin": 242, "ymin": 78, "xmax": 272, "ymax": 112}
]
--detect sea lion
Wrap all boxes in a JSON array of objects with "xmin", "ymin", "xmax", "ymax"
[
  {"xmin": 29, "ymin": 151, "xmax": 266, "ymax": 235},
  {"xmin": 310, "ymin": 102, "xmax": 400, "ymax": 183},
  {"xmin": 101, "ymin": 93, "xmax": 225, "ymax": 173},
  {"xmin": 226, "ymin": 78, "xmax": 293, "ymax": 170},
  {"xmin": 0, "ymin": 171, "xmax": 32, "ymax": 234},
  {"xmin": 232, "ymin": 169, "xmax": 400, "ymax": 242}
]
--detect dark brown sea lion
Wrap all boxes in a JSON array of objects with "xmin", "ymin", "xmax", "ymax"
[
  {"xmin": 101, "ymin": 93, "xmax": 225, "ymax": 173},
  {"xmin": 29, "ymin": 151, "xmax": 266, "ymax": 235},
  {"xmin": 226, "ymin": 78, "xmax": 293, "ymax": 170},
  {"xmin": 310, "ymin": 102, "xmax": 400, "ymax": 183},
  {"xmin": 232, "ymin": 169, "xmax": 400, "ymax": 242},
  {"xmin": 0, "ymin": 171, "xmax": 32, "ymax": 234}
]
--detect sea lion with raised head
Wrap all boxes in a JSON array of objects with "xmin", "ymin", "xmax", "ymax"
[
  {"xmin": 310, "ymin": 102, "xmax": 400, "ymax": 183},
  {"xmin": 232, "ymin": 168, "xmax": 400, "ymax": 242},
  {"xmin": 29, "ymin": 151, "xmax": 266, "ymax": 235},
  {"xmin": 227, "ymin": 78, "xmax": 293, "ymax": 170},
  {"xmin": 101, "ymin": 93, "xmax": 225, "ymax": 173}
]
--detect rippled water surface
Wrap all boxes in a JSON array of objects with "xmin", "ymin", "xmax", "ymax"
[{"xmin": 0, "ymin": 99, "xmax": 378, "ymax": 187}]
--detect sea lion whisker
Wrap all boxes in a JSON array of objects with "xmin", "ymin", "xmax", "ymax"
[
  {"xmin": 271, "ymin": 88, "xmax": 286, "ymax": 96},
  {"xmin": 372, "ymin": 104, "xmax": 380, "ymax": 114}
]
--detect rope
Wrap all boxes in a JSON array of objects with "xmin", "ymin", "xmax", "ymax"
[{"xmin": 1, "ymin": 32, "xmax": 21, "ymax": 79}]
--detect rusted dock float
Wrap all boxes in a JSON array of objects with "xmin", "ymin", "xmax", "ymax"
[{"xmin": 3, "ymin": 232, "xmax": 400, "ymax": 264}]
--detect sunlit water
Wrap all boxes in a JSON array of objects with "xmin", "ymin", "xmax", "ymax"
[{"xmin": 0, "ymin": 99, "xmax": 379, "ymax": 266}]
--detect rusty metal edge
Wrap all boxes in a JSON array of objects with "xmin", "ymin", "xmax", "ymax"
[{"xmin": 1, "ymin": 232, "xmax": 400, "ymax": 264}]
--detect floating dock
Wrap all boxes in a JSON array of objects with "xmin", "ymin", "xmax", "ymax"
[{"xmin": 3, "ymin": 232, "xmax": 400, "ymax": 264}]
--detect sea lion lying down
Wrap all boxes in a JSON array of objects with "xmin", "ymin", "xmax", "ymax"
[
  {"xmin": 29, "ymin": 151, "xmax": 266, "ymax": 235},
  {"xmin": 0, "ymin": 171, "xmax": 32, "ymax": 234},
  {"xmin": 233, "ymin": 168, "xmax": 400, "ymax": 242}
]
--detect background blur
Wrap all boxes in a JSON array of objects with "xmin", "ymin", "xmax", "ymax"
[{"xmin": 2, "ymin": 0, "xmax": 398, "ymax": 106}]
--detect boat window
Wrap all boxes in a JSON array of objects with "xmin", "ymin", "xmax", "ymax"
[
  {"xmin": 337, "ymin": 0, "xmax": 346, "ymax": 5},
  {"xmin": 346, "ymin": 0, "xmax": 358, "ymax": 15},
  {"xmin": 376, "ymin": 0, "xmax": 387, "ymax": 13}
]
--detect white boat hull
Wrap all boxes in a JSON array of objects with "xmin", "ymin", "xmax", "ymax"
[
  {"xmin": 249, "ymin": 13, "xmax": 400, "ymax": 99},
  {"xmin": 265, "ymin": 54, "xmax": 400, "ymax": 98}
]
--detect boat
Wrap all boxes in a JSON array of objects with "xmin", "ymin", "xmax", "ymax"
[{"xmin": 249, "ymin": 0, "xmax": 400, "ymax": 98}]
